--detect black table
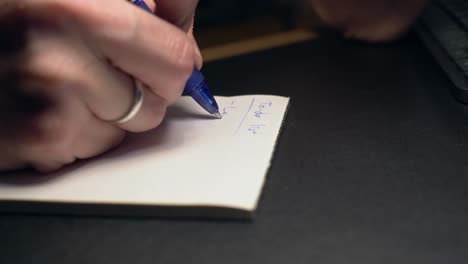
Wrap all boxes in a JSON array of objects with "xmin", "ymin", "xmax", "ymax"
[{"xmin": 2, "ymin": 33, "xmax": 468, "ymax": 264}]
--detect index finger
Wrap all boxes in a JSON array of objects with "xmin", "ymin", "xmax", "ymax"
[{"xmin": 25, "ymin": 0, "xmax": 196, "ymax": 104}]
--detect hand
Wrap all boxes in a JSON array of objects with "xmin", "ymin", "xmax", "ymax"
[
  {"xmin": 0, "ymin": 0, "xmax": 201, "ymax": 172},
  {"xmin": 309, "ymin": 0, "xmax": 428, "ymax": 41}
]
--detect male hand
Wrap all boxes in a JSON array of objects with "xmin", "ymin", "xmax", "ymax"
[{"xmin": 0, "ymin": 0, "xmax": 200, "ymax": 172}]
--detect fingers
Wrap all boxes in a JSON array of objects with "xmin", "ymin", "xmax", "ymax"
[
  {"xmin": 3, "ymin": 70, "xmax": 126, "ymax": 173},
  {"xmin": 94, "ymin": 2, "xmax": 195, "ymax": 104},
  {"xmin": 25, "ymin": 111, "xmax": 125, "ymax": 173},
  {"xmin": 14, "ymin": 80, "xmax": 88, "ymax": 172},
  {"xmin": 72, "ymin": 114, "xmax": 125, "ymax": 160},
  {"xmin": 116, "ymin": 83, "xmax": 168, "ymax": 132},
  {"xmin": 152, "ymin": 2, "xmax": 202, "ymax": 69},
  {"xmin": 151, "ymin": 1, "xmax": 202, "ymax": 69},
  {"xmin": 0, "ymin": 0, "xmax": 203, "ymax": 171},
  {"xmin": 0, "ymin": 18, "xmax": 170, "ymax": 172},
  {"xmin": 145, "ymin": 0, "xmax": 156, "ymax": 13},
  {"xmin": 6, "ymin": 67, "xmax": 125, "ymax": 173},
  {"xmin": 187, "ymin": 19, "xmax": 203, "ymax": 69},
  {"xmin": 24, "ymin": 25, "xmax": 170, "ymax": 133},
  {"xmin": 76, "ymin": 51, "xmax": 169, "ymax": 133},
  {"xmin": 0, "ymin": 145, "xmax": 26, "ymax": 171},
  {"xmin": 19, "ymin": 0, "xmax": 195, "ymax": 104},
  {"xmin": 82, "ymin": 0, "xmax": 196, "ymax": 104}
]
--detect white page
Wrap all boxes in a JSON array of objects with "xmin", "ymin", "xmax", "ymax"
[{"xmin": 0, "ymin": 95, "xmax": 289, "ymax": 213}]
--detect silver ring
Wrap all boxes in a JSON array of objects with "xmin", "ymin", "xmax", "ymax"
[{"xmin": 113, "ymin": 79, "xmax": 144, "ymax": 124}]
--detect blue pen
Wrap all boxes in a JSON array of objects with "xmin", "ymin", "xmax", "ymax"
[{"xmin": 130, "ymin": 0, "xmax": 222, "ymax": 119}]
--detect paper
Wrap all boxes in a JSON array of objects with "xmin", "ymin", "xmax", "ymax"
[{"xmin": 0, "ymin": 95, "xmax": 289, "ymax": 217}]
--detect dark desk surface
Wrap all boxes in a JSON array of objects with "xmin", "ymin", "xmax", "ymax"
[{"xmin": 2, "ymin": 33, "xmax": 468, "ymax": 264}]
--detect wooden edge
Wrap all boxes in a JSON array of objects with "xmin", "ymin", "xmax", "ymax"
[{"xmin": 201, "ymin": 29, "xmax": 317, "ymax": 63}]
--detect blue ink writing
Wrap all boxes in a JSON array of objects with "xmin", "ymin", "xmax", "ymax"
[
  {"xmin": 247, "ymin": 100, "xmax": 274, "ymax": 135},
  {"xmin": 254, "ymin": 101, "xmax": 272, "ymax": 119},
  {"xmin": 234, "ymin": 98, "xmax": 275, "ymax": 136},
  {"xmin": 222, "ymin": 100, "xmax": 237, "ymax": 116}
]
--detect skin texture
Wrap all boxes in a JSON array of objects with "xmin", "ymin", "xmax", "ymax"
[
  {"xmin": 309, "ymin": 0, "xmax": 429, "ymax": 42},
  {"xmin": 0, "ymin": 0, "xmax": 201, "ymax": 172}
]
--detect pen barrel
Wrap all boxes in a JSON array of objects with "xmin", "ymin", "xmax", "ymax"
[
  {"xmin": 184, "ymin": 68, "xmax": 205, "ymax": 94},
  {"xmin": 184, "ymin": 82, "xmax": 219, "ymax": 114},
  {"xmin": 130, "ymin": 0, "xmax": 220, "ymax": 116}
]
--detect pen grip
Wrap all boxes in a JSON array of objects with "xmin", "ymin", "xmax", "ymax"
[
  {"xmin": 131, "ymin": 0, "xmax": 152, "ymax": 12},
  {"xmin": 131, "ymin": 1, "xmax": 204, "ymax": 95},
  {"xmin": 184, "ymin": 68, "xmax": 205, "ymax": 95}
]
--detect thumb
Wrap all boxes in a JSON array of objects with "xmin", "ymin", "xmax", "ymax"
[
  {"xmin": 187, "ymin": 19, "xmax": 202, "ymax": 69},
  {"xmin": 149, "ymin": 0, "xmax": 202, "ymax": 68}
]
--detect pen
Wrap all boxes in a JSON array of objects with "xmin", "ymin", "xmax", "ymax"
[{"xmin": 130, "ymin": 0, "xmax": 222, "ymax": 119}]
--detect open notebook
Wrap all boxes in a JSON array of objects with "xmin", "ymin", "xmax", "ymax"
[{"xmin": 0, "ymin": 95, "xmax": 289, "ymax": 219}]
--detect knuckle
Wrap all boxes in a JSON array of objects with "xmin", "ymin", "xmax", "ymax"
[
  {"xmin": 124, "ymin": 95, "xmax": 167, "ymax": 133},
  {"xmin": 157, "ymin": 34, "xmax": 195, "ymax": 104},
  {"xmin": 97, "ymin": 7, "xmax": 137, "ymax": 43},
  {"xmin": 166, "ymin": 34, "xmax": 195, "ymax": 76},
  {"xmin": 147, "ymin": 102, "xmax": 167, "ymax": 128},
  {"xmin": 135, "ymin": 103, "xmax": 167, "ymax": 133},
  {"xmin": 32, "ymin": 158, "xmax": 75, "ymax": 173},
  {"xmin": 164, "ymin": 81, "xmax": 185, "ymax": 105},
  {"xmin": 163, "ymin": 37, "xmax": 194, "ymax": 103},
  {"xmin": 24, "ymin": 111, "xmax": 73, "ymax": 151}
]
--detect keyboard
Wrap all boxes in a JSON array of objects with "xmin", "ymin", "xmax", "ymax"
[{"xmin": 418, "ymin": 0, "xmax": 468, "ymax": 103}]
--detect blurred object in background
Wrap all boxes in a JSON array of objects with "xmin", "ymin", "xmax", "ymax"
[
  {"xmin": 195, "ymin": 0, "xmax": 318, "ymax": 49},
  {"xmin": 196, "ymin": 0, "xmax": 300, "ymax": 28},
  {"xmin": 417, "ymin": 0, "xmax": 468, "ymax": 103}
]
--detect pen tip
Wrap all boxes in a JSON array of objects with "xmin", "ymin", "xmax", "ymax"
[{"xmin": 213, "ymin": 112, "xmax": 222, "ymax": 119}]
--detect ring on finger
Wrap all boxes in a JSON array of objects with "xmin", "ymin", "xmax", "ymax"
[{"xmin": 112, "ymin": 78, "xmax": 144, "ymax": 125}]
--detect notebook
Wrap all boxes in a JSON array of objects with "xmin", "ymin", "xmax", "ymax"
[{"xmin": 0, "ymin": 95, "xmax": 290, "ymax": 219}]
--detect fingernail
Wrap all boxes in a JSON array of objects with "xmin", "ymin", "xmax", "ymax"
[
  {"xmin": 188, "ymin": 30, "xmax": 203, "ymax": 69},
  {"xmin": 193, "ymin": 42, "xmax": 203, "ymax": 69},
  {"xmin": 188, "ymin": 20, "xmax": 203, "ymax": 69}
]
